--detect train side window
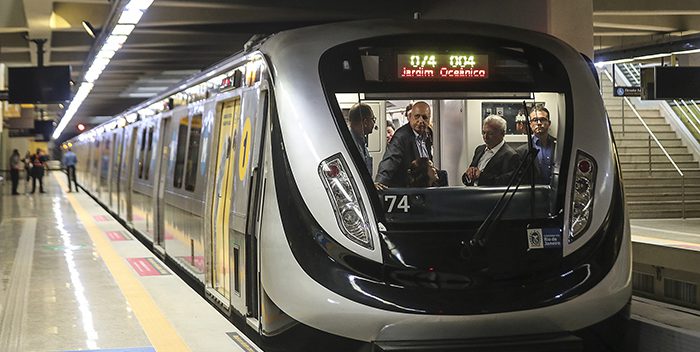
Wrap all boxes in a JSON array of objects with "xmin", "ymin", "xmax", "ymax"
[
  {"xmin": 144, "ymin": 127, "xmax": 154, "ymax": 180},
  {"xmin": 173, "ymin": 117, "xmax": 189, "ymax": 188},
  {"xmin": 184, "ymin": 114, "xmax": 202, "ymax": 191}
]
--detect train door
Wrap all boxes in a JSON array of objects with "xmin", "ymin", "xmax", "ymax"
[
  {"xmin": 114, "ymin": 129, "xmax": 125, "ymax": 215},
  {"xmin": 243, "ymin": 89, "xmax": 268, "ymax": 325},
  {"xmin": 110, "ymin": 132, "xmax": 121, "ymax": 208},
  {"xmin": 228, "ymin": 88, "xmax": 265, "ymax": 320},
  {"xmin": 154, "ymin": 117, "xmax": 171, "ymax": 254},
  {"xmin": 123, "ymin": 126, "xmax": 138, "ymax": 221},
  {"xmin": 208, "ymin": 97, "xmax": 241, "ymax": 304}
]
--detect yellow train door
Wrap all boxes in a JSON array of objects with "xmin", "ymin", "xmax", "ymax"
[{"xmin": 210, "ymin": 98, "xmax": 241, "ymax": 300}]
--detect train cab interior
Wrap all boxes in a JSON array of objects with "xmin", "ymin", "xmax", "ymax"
[
  {"xmin": 336, "ymin": 92, "xmax": 566, "ymax": 225},
  {"xmin": 337, "ymin": 94, "xmax": 562, "ymax": 187}
]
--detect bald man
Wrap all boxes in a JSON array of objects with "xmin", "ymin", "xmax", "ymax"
[{"xmin": 375, "ymin": 101, "xmax": 432, "ymax": 189}]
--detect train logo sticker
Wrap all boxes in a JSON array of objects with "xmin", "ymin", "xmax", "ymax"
[
  {"xmin": 527, "ymin": 228, "xmax": 563, "ymax": 250},
  {"xmin": 527, "ymin": 228, "xmax": 544, "ymax": 250},
  {"xmin": 238, "ymin": 117, "xmax": 252, "ymax": 181}
]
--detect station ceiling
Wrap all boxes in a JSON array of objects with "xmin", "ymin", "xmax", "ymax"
[{"xmin": 1, "ymin": 0, "xmax": 699, "ymax": 137}]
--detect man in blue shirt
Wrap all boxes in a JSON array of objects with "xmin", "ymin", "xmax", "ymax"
[
  {"xmin": 517, "ymin": 106, "xmax": 556, "ymax": 184},
  {"xmin": 62, "ymin": 148, "xmax": 79, "ymax": 192}
]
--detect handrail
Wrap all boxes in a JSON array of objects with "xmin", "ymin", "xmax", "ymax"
[
  {"xmin": 677, "ymin": 100, "xmax": 700, "ymax": 136},
  {"xmin": 603, "ymin": 68, "xmax": 684, "ymax": 177},
  {"xmin": 624, "ymin": 63, "xmax": 641, "ymax": 85},
  {"xmin": 608, "ymin": 64, "xmax": 687, "ymax": 217}
]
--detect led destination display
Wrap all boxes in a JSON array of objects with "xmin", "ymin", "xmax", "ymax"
[{"xmin": 397, "ymin": 54, "xmax": 489, "ymax": 79}]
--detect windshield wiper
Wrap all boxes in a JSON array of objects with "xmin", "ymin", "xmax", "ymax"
[{"xmin": 465, "ymin": 101, "xmax": 538, "ymax": 249}]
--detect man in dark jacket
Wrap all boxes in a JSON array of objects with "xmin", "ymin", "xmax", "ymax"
[
  {"xmin": 516, "ymin": 106, "xmax": 556, "ymax": 184},
  {"xmin": 375, "ymin": 101, "xmax": 432, "ymax": 189},
  {"xmin": 348, "ymin": 103, "xmax": 376, "ymax": 174},
  {"xmin": 462, "ymin": 115, "xmax": 520, "ymax": 186},
  {"xmin": 30, "ymin": 148, "xmax": 48, "ymax": 194}
]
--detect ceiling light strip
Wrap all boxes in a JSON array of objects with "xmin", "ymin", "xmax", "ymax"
[{"xmin": 53, "ymin": 0, "xmax": 154, "ymax": 140}]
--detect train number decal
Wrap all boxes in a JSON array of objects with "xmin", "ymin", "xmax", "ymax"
[{"xmin": 384, "ymin": 194, "xmax": 410, "ymax": 213}]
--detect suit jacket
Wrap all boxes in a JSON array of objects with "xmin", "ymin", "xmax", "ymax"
[
  {"xmin": 515, "ymin": 135, "xmax": 556, "ymax": 184},
  {"xmin": 462, "ymin": 143, "xmax": 520, "ymax": 186},
  {"xmin": 375, "ymin": 123, "xmax": 432, "ymax": 187}
]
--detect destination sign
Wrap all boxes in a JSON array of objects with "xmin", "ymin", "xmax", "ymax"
[{"xmin": 397, "ymin": 54, "xmax": 489, "ymax": 80}]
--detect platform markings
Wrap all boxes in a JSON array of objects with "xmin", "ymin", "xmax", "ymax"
[
  {"xmin": 94, "ymin": 215, "xmax": 110, "ymax": 222},
  {"xmin": 54, "ymin": 173, "xmax": 190, "ymax": 352},
  {"xmin": 106, "ymin": 230, "xmax": 131, "ymax": 241},
  {"xmin": 0, "ymin": 218, "xmax": 37, "ymax": 352},
  {"xmin": 226, "ymin": 332, "xmax": 260, "ymax": 352},
  {"xmin": 127, "ymin": 258, "xmax": 171, "ymax": 276}
]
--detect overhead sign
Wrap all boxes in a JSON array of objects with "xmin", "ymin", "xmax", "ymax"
[
  {"xmin": 397, "ymin": 54, "xmax": 489, "ymax": 80},
  {"xmin": 613, "ymin": 86, "xmax": 641, "ymax": 97}
]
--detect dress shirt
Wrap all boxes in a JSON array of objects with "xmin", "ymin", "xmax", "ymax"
[
  {"xmin": 532, "ymin": 134, "xmax": 554, "ymax": 183},
  {"xmin": 477, "ymin": 139, "xmax": 505, "ymax": 171},
  {"xmin": 413, "ymin": 130, "xmax": 430, "ymax": 159}
]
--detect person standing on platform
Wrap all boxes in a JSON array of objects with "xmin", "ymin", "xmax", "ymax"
[
  {"xmin": 9, "ymin": 149, "xmax": 21, "ymax": 195},
  {"xmin": 62, "ymin": 148, "xmax": 79, "ymax": 192},
  {"xmin": 30, "ymin": 148, "xmax": 48, "ymax": 194},
  {"xmin": 23, "ymin": 151, "xmax": 32, "ymax": 194}
]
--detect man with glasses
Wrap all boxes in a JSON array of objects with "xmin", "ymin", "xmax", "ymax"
[
  {"xmin": 375, "ymin": 101, "xmax": 433, "ymax": 189},
  {"xmin": 348, "ymin": 103, "xmax": 377, "ymax": 174},
  {"xmin": 517, "ymin": 106, "xmax": 556, "ymax": 184},
  {"xmin": 462, "ymin": 115, "xmax": 520, "ymax": 186}
]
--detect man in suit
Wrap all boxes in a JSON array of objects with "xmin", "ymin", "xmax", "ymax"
[
  {"xmin": 516, "ymin": 106, "xmax": 556, "ymax": 184},
  {"xmin": 348, "ymin": 103, "xmax": 377, "ymax": 174},
  {"xmin": 462, "ymin": 115, "xmax": 520, "ymax": 186},
  {"xmin": 375, "ymin": 101, "xmax": 432, "ymax": 189}
]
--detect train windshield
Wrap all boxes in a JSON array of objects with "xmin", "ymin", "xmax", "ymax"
[{"xmin": 319, "ymin": 35, "xmax": 572, "ymax": 224}]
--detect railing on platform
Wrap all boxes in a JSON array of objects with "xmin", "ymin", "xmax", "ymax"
[{"xmin": 603, "ymin": 67, "xmax": 687, "ymax": 218}]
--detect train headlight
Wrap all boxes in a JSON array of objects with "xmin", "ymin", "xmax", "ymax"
[
  {"xmin": 569, "ymin": 151, "xmax": 596, "ymax": 243},
  {"xmin": 318, "ymin": 154, "xmax": 373, "ymax": 249}
]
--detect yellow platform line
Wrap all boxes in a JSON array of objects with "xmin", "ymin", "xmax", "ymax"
[{"xmin": 54, "ymin": 173, "xmax": 190, "ymax": 352}]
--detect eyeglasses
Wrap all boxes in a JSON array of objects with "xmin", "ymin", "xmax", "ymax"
[{"xmin": 531, "ymin": 118, "xmax": 549, "ymax": 124}]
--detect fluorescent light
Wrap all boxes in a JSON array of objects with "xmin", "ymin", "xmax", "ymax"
[
  {"xmin": 53, "ymin": 0, "xmax": 153, "ymax": 140},
  {"xmin": 96, "ymin": 48, "xmax": 116, "ymax": 59},
  {"xmin": 118, "ymin": 10, "xmax": 143, "ymax": 24},
  {"xmin": 106, "ymin": 34, "xmax": 128, "ymax": 46},
  {"xmin": 672, "ymin": 48, "xmax": 700, "ymax": 55},
  {"xmin": 126, "ymin": 0, "xmax": 154, "ymax": 10},
  {"xmin": 112, "ymin": 24, "xmax": 135, "ymax": 36},
  {"xmin": 52, "ymin": 83, "xmax": 94, "ymax": 139},
  {"xmin": 104, "ymin": 41, "xmax": 123, "ymax": 52}
]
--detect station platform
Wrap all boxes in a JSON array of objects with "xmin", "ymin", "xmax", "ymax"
[
  {"xmin": 2, "ymin": 171, "xmax": 700, "ymax": 351},
  {"xmin": 0, "ymin": 172, "xmax": 261, "ymax": 352}
]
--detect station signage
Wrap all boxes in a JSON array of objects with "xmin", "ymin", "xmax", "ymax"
[
  {"xmin": 613, "ymin": 86, "xmax": 641, "ymax": 97},
  {"xmin": 397, "ymin": 54, "xmax": 489, "ymax": 80}
]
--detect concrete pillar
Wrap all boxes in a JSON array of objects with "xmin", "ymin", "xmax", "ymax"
[{"xmin": 420, "ymin": 0, "xmax": 593, "ymax": 57}]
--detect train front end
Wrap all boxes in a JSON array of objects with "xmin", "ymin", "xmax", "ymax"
[{"xmin": 258, "ymin": 20, "xmax": 631, "ymax": 351}]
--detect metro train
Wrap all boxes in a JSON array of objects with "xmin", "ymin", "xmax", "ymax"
[{"xmin": 69, "ymin": 19, "xmax": 631, "ymax": 351}]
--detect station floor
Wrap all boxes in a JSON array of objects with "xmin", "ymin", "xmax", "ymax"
[
  {"xmin": 2, "ymin": 172, "xmax": 700, "ymax": 351},
  {"xmin": 0, "ymin": 172, "xmax": 259, "ymax": 352}
]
